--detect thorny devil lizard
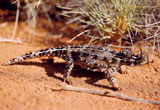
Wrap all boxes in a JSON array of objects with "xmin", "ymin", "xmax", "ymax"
[{"xmin": 2, "ymin": 45, "xmax": 148, "ymax": 90}]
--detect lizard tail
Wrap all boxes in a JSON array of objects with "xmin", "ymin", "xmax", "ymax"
[
  {"xmin": 2, "ymin": 51, "xmax": 41, "ymax": 66},
  {"xmin": 2, "ymin": 55, "xmax": 29, "ymax": 66},
  {"xmin": 1, "ymin": 48, "xmax": 61, "ymax": 66}
]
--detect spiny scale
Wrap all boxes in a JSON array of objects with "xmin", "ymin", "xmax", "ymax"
[{"xmin": 2, "ymin": 45, "xmax": 147, "ymax": 90}]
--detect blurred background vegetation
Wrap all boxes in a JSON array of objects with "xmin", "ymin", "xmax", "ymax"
[{"xmin": 0, "ymin": 0, "xmax": 160, "ymax": 53}]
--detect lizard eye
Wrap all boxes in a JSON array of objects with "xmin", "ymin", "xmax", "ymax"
[
  {"xmin": 130, "ymin": 58, "xmax": 135, "ymax": 62},
  {"xmin": 122, "ymin": 49, "xmax": 132, "ymax": 56},
  {"xmin": 129, "ymin": 59, "xmax": 136, "ymax": 66}
]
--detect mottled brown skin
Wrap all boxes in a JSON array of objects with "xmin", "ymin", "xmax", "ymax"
[{"xmin": 2, "ymin": 45, "xmax": 147, "ymax": 90}]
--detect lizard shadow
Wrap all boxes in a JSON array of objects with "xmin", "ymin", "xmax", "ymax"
[
  {"xmin": 12, "ymin": 59, "xmax": 115, "ymax": 90},
  {"xmin": 75, "ymin": 68, "xmax": 116, "ymax": 90}
]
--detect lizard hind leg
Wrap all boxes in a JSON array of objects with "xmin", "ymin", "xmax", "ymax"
[
  {"xmin": 108, "ymin": 76, "xmax": 120, "ymax": 90},
  {"xmin": 106, "ymin": 67, "xmax": 120, "ymax": 90},
  {"xmin": 63, "ymin": 56, "xmax": 74, "ymax": 85}
]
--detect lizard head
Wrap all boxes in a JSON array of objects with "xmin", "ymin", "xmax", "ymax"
[{"xmin": 116, "ymin": 49, "xmax": 148, "ymax": 66}]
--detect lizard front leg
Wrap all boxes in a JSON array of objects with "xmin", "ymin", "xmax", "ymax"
[
  {"xmin": 63, "ymin": 56, "xmax": 74, "ymax": 85},
  {"xmin": 106, "ymin": 66, "xmax": 120, "ymax": 90}
]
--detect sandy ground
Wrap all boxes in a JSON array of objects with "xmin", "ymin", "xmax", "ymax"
[{"xmin": 0, "ymin": 22, "xmax": 160, "ymax": 110}]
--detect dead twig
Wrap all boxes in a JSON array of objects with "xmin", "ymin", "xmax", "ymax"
[
  {"xmin": 0, "ymin": 37, "xmax": 23, "ymax": 44},
  {"xmin": 60, "ymin": 85, "xmax": 160, "ymax": 105}
]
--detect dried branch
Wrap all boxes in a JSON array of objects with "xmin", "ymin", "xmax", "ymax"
[
  {"xmin": 60, "ymin": 85, "xmax": 160, "ymax": 105},
  {"xmin": 0, "ymin": 37, "xmax": 23, "ymax": 44}
]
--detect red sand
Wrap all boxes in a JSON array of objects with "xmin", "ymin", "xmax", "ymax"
[{"xmin": 0, "ymin": 22, "xmax": 160, "ymax": 110}]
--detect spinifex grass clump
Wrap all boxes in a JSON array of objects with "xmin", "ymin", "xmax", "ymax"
[
  {"xmin": 64, "ymin": 0, "xmax": 160, "ymax": 48},
  {"xmin": 67, "ymin": 0, "xmax": 142, "ymax": 45}
]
